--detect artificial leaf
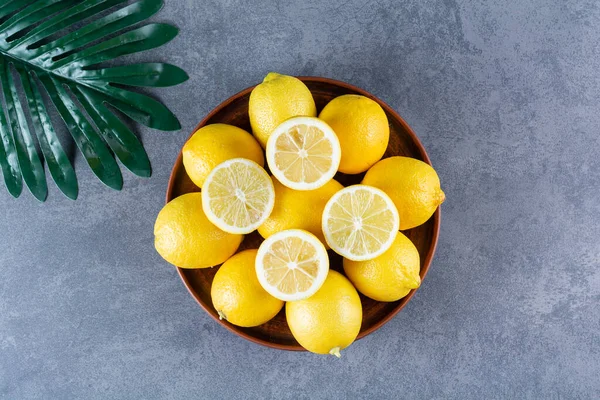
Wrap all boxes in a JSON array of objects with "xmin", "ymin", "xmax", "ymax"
[{"xmin": 0, "ymin": 0, "xmax": 188, "ymax": 201}]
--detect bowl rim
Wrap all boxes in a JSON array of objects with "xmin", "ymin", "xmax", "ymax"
[{"xmin": 166, "ymin": 76, "xmax": 441, "ymax": 351}]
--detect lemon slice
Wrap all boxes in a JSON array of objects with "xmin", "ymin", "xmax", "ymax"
[
  {"xmin": 266, "ymin": 116, "xmax": 341, "ymax": 191},
  {"xmin": 255, "ymin": 229, "xmax": 329, "ymax": 301},
  {"xmin": 322, "ymin": 185, "xmax": 400, "ymax": 261},
  {"xmin": 202, "ymin": 158, "xmax": 275, "ymax": 234}
]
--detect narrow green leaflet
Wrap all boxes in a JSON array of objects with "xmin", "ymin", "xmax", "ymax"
[
  {"xmin": 0, "ymin": 0, "xmax": 188, "ymax": 201},
  {"xmin": 75, "ymin": 63, "xmax": 189, "ymax": 87},
  {"xmin": 0, "ymin": 88, "xmax": 22, "ymax": 198},
  {"xmin": 20, "ymin": 69, "xmax": 78, "ymax": 199},
  {"xmin": 0, "ymin": 59, "xmax": 47, "ymax": 200}
]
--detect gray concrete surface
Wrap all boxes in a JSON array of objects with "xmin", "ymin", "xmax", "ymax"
[{"xmin": 1, "ymin": 0, "xmax": 599, "ymax": 398}]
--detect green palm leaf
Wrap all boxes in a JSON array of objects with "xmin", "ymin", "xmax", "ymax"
[{"xmin": 0, "ymin": 0, "xmax": 188, "ymax": 201}]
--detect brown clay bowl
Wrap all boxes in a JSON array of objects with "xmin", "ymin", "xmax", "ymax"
[{"xmin": 166, "ymin": 76, "xmax": 440, "ymax": 351}]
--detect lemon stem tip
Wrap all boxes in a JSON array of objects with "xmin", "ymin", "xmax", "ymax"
[
  {"xmin": 217, "ymin": 310, "xmax": 226, "ymax": 321},
  {"xmin": 438, "ymin": 189, "xmax": 446, "ymax": 204},
  {"xmin": 329, "ymin": 347, "xmax": 342, "ymax": 358},
  {"xmin": 411, "ymin": 276, "xmax": 422, "ymax": 289},
  {"xmin": 263, "ymin": 72, "xmax": 280, "ymax": 82}
]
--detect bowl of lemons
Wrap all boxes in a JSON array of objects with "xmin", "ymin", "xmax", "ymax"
[{"xmin": 156, "ymin": 73, "xmax": 444, "ymax": 355}]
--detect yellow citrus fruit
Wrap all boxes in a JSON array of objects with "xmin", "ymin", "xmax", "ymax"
[
  {"xmin": 318, "ymin": 94, "xmax": 389, "ymax": 174},
  {"xmin": 322, "ymin": 185, "xmax": 399, "ymax": 261},
  {"xmin": 362, "ymin": 156, "xmax": 445, "ymax": 230},
  {"xmin": 202, "ymin": 158, "xmax": 275, "ymax": 234},
  {"xmin": 258, "ymin": 178, "xmax": 343, "ymax": 246},
  {"xmin": 286, "ymin": 270, "xmax": 362, "ymax": 357},
  {"xmin": 211, "ymin": 249, "xmax": 284, "ymax": 327},
  {"xmin": 266, "ymin": 116, "xmax": 341, "ymax": 191},
  {"xmin": 182, "ymin": 123, "xmax": 264, "ymax": 189},
  {"xmin": 154, "ymin": 193, "xmax": 242, "ymax": 269},
  {"xmin": 343, "ymin": 232, "xmax": 421, "ymax": 302},
  {"xmin": 255, "ymin": 229, "xmax": 329, "ymax": 302},
  {"xmin": 249, "ymin": 72, "xmax": 317, "ymax": 148}
]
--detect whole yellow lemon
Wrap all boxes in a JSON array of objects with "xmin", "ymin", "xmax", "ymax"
[
  {"xmin": 362, "ymin": 156, "xmax": 445, "ymax": 230},
  {"xmin": 258, "ymin": 178, "xmax": 343, "ymax": 246},
  {"xmin": 211, "ymin": 249, "xmax": 284, "ymax": 327},
  {"xmin": 343, "ymin": 232, "xmax": 421, "ymax": 302},
  {"xmin": 319, "ymin": 94, "xmax": 389, "ymax": 174},
  {"xmin": 182, "ymin": 123, "xmax": 264, "ymax": 189},
  {"xmin": 154, "ymin": 193, "xmax": 243, "ymax": 269},
  {"xmin": 286, "ymin": 270, "xmax": 362, "ymax": 357},
  {"xmin": 249, "ymin": 72, "xmax": 317, "ymax": 148}
]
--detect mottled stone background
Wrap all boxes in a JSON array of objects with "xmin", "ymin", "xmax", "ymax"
[{"xmin": 1, "ymin": 0, "xmax": 599, "ymax": 398}]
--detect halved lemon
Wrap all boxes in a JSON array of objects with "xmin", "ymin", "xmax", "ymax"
[
  {"xmin": 322, "ymin": 185, "xmax": 400, "ymax": 261},
  {"xmin": 266, "ymin": 116, "xmax": 341, "ymax": 191},
  {"xmin": 202, "ymin": 158, "xmax": 275, "ymax": 234},
  {"xmin": 255, "ymin": 229, "xmax": 329, "ymax": 301}
]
